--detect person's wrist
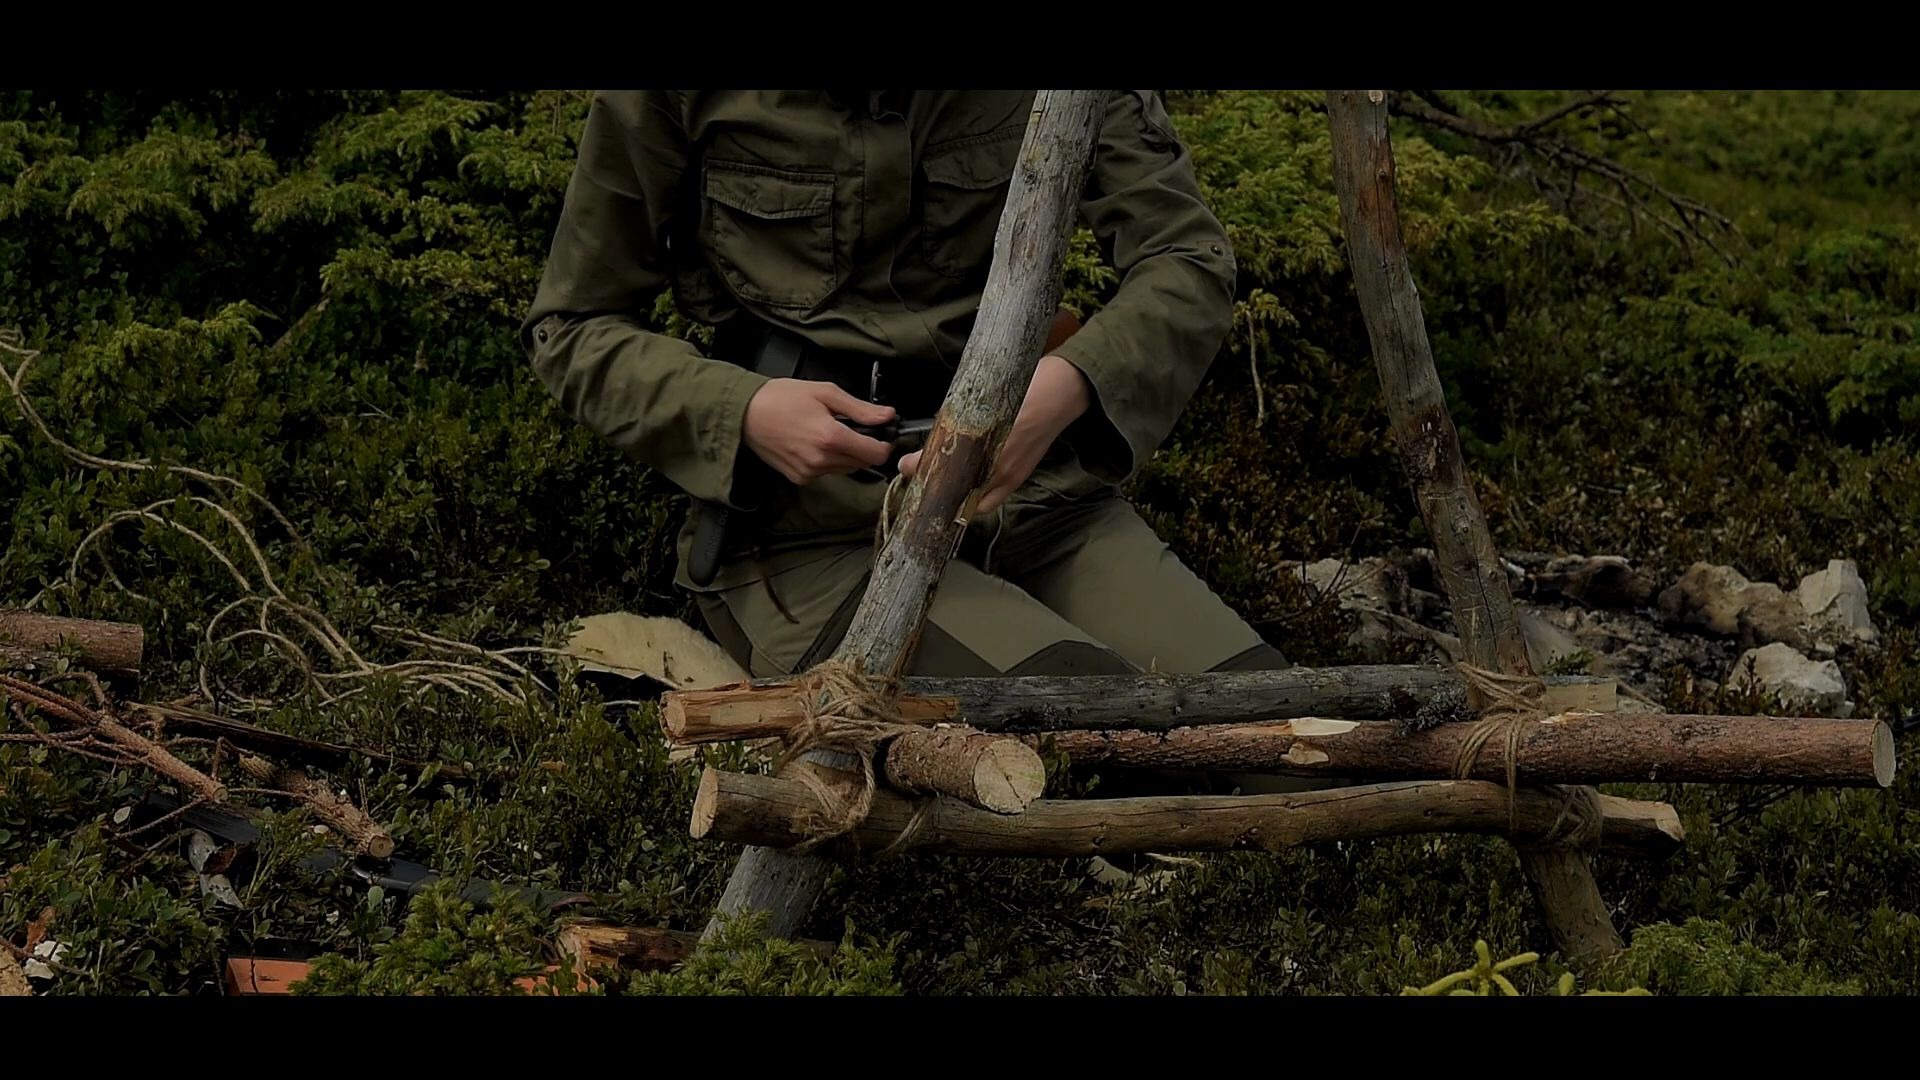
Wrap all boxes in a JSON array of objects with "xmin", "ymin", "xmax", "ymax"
[{"xmin": 1035, "ymin": 354, "xmax": 1091, "ymax": 432}]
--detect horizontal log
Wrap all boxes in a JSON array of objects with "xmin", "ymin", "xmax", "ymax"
[
  {"xmin": 1036, "ymin": 712, "xmax": 1896, "ymax": 789},
  {"xmin": 0, "ymin": 611, "xmax": 144, "ymax": 677},
  {"xmin": 691, "ymin": 766, "xmax": 1685, "ymax": 860},
  {"xmin": 661, "ymin": 667, "xmax": 1616, "ymax": 744}
]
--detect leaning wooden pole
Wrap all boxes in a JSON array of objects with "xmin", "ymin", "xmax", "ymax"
[
  {"xmin": 1325, "ymin": 90, "xmax": 1625, "ymax": 959},
  {"xmin": 705, "ymin": 90, "xmax": 1112, "ymax": 942}
]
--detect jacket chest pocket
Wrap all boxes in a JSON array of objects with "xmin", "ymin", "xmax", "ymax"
[
  {"xmin": 919, "ymin": 128, "xmax": 1021, "ymax": 280},
  {"xmin": 702, "ymin": 161, "xmax": 837, "ymax": 311}
]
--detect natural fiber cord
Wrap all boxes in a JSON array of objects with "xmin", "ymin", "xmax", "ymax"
[{"xmin": 1452, "ymin": 663, "xmax": 1605, "ymax": 851}]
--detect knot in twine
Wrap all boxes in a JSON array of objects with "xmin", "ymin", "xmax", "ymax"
[
  {"xmin": 1452, "ymin": 663, "xmax": 1604, "ymax": 851},
  {"xmin": 774, "ymin": 658, "xmax": 931, "ymax": 855}
]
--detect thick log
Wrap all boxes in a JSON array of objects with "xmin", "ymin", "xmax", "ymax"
[
  {"xmin": 883, "ymin": 727, "xmax": 1045, "ymax": 812},
  {"xmin": 1327, "ymin": 89, "xmax": 1623, "ymax": 958},
  {"xmin": 1036, "ymin": 713, "xmax": 1896, "ymax": 788},
  {"xmin": 693, "ymin": 766, "xmax": 1685, "ymax": 860},
  {"xmin": 0, "ymin": 611, "xmax": 143, "ymax": 677},
  {"xmin": 663, "ymin": 668, "xmax": 1616, "ymax": 744},
  {"xmin": 708, "ymin": 91, "xmax": 1112, "ymax": 941}
]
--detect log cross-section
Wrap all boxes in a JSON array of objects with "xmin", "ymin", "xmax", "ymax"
[
  {"xmin": 704, "ymin": 90, "xmax": 1113, "ymax": 942},
  {"xmin": 1327, "ymin": 89, "xmax": 1625, "ymax": 959}
]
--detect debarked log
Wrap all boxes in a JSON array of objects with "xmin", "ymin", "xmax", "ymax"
[
  {"xmin": 691, "ymin": 766, "xmax": 1686, "ymax": 859},
  {"xmin": 661, "ymin": 667, "xmax": 1616, "ymax": 744},
  {"xmin": 1034, "ymin": 713, "xmax": 1896, "ymax": 789},
  {"xmin": 0, "ymin": 611, "xmax": 144, "ymax": 677}
]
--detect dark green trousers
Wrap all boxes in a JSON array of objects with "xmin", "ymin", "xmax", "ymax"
[{"xmin": 694, "ymin": 485, "xmax": 1343, "ymax": 795}]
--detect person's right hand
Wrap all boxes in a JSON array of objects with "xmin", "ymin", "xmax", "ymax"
[{"xmin": 742, "ymin": 378, "xmax": 896, "ymax": 485}]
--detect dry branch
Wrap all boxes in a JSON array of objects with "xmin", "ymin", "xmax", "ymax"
[
  {"xmin": 692, "ymin": 766, "xmax": 1685, "ymax": 860},
  {"xmin": 237, "ymin": 755, "xmax": 395, "ymax": 859},
  {"xmin": 1328, "ymin": 89, "xmax": 1623, "ymax": 958}
]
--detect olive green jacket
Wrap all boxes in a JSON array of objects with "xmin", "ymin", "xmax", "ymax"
[{"xmin": 522, "ymin": 90, "xmax": 1236, "ymax": 589}]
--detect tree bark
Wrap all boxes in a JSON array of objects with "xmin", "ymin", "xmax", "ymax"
[
  {"xmin": 1035, "ymin": 713, "xmax": 1896, "ymax": 788},
  {"xmin": 663, "ymin": 668, "xmax": 1616, "ymax": 743},
  {"xmin": 238, "ymin": 755, "xmax": 395, "ymax": 859},
  {"xmin": 693, "ymin": 766, "xmax": 1685, "ymax": 860},
  {"xmin": 883, "ymin": 727, "xmax": 1046, "ymax": 812},
  {"xmin": 0, "ymin": 611, "xmax": 143, "ymax": 677},
  {"xmin": 1327, "ymin": 89, "xmax": 1624, "ymax": 958},
  {"xmin": 707, "ymin": 91, "xmax": 1112, "ymax": 941}
]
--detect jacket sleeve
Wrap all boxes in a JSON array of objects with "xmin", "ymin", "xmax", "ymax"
[
  {"xmin": 521, "ymin": 90, "xmax": 768, "ymax": 507},
  {"xmin": 1048, "ymin": 90, "xmax": 1237, "ymax": 485}
]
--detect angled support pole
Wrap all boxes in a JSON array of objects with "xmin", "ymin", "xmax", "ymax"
[
  {"xmin": 1324, "ymin": 89, "xmax": 1626, "ymax": 959},
  {"xmin": 704, "ymin": 90, "xmax": 1112, "ymax": 941}
]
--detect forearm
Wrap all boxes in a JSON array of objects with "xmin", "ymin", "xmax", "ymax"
[
  {"xmin": 1051, "ymin": 90, "xmax": 1238, "ymax": 484},
  {"xmin": 529, "ymin": 312, "xmax": 768, "ymax": 506}
]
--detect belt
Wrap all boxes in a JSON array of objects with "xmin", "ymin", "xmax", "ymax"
[
  {"xmin": 710, "ymin": 318, "xmax": 953, "ymax": 420},
  {"xmin": 687, "ymin": 318, "xmax": 951, "ymax": 586}
]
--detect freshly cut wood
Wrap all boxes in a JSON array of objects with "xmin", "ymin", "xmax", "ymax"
[
  {"xmin": 1035, "ymin": 713, "xmax": 1896, "ymax": 788},
  {"xmin": 882, "ymin": 727, "xmax": 1045, "ymax": 813},
  {"xmin": 238, "ymin": 756, "xmax": 395, "ymax": 859},
  {"xmin": 692, "ymin": 766, "xmax": 1685, "ymax": 860},
  {"xmin": 0, "ymin": 611, "xmax": 143, "ymax": 677},
  {"xmin": 1327, "ymin": 89, "xmax": 1621, "ymax": 958},
  {"xmin": 708, "ymin": 91, "xmax": 1112, "ymax": 941},
  {"xmin": 661, "ymin": 668, "xmax": 1616, "ymax": 744}
]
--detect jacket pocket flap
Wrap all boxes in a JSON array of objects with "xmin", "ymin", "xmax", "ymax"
[
  {"xmin": 704, "ymin": 163, "xmax": 833, "ymax": 220},
  {"xmin": 922, "ymin": 139, "xmax": 1019, "ymax": 191}
]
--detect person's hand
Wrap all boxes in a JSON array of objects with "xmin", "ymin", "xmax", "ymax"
[
  {"xmin": 742, "ymin": 379, "xmax": 896, "ymax": 485},
  {"xmin": 897, "ymin": 355, "xmax": 1090, "ymax": 514}
]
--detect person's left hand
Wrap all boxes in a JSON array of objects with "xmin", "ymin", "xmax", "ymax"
[{"xmin": 897, "ymin": 354, "xmax": 1091, "ymax": 514}]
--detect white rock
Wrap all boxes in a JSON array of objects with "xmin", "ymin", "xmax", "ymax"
[
  {"xmin": 1796, "ymin": 559, "xmax": 1879, "ymax": 648},
  {"xmin": 1726, "ymin": 642, "xmax": 1853, "ymax": 717}
]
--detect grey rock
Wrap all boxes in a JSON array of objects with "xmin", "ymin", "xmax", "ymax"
[
  {"xmin": 1725, "ymin": 642, "xmax": 1854, "ymax": 717},
  {"xmin": 1796, "ymin": 559, "xmax": 1879, "ymax": 650},
  {"xmin": 1658, "ymin": 562, "xmax": 1811, "ymax": 649}
]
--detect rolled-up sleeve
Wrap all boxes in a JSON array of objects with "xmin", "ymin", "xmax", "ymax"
[
  {"xmin": 521, "ymin": 90, "xmax": 767, "ymax": 506},
  {"xmin": 1050, "ymin": 90, "xmax": 1237, "ymax": 485}
]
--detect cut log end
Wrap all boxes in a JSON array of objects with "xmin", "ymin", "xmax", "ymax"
[
  {"xmin": 1873, "ymin": 721, "xmax": 1896, "ymax": 788},
  {"xmin": 972, "ymin": 740, "xmax": 1047, "ymax": 814},
  {"xmin": 691, "ymin": 766, "xmax": 721, "ymax": 840}
]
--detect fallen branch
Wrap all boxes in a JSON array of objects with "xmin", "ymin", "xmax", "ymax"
[
  {"xmin": 1033, "ymin": 712, "xmax": 1895, "ymax": 788},
  {"xmin": 692, "ymin": 766, "xmax": 1685, "ymax": 860},
  {"xmin": 131, "ymin": 699, "xmax": 473, "ymax": 782},
  {"xmin": 237, "ymin": 755, "xmax": 395, "ymax": 859},
  {"xmin": 1, "ymin": 672, "xmax": 227, "ymax": 801}
]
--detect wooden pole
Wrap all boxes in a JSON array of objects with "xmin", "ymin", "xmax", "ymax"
[
  {"xmin": 1034, "ymin": 713, "xmax": 1896, "ymax": 788},
  {"xmin": 705, "ymin": 90, "xmax": 1112, "ymax": 941},
  {"xmin": 0, "ymin": 611, "xmax": 143, "ymax": 678},
  {"xmin": 663, "ymin": 668, "xmax": 1617, "ymax": 744},
  {"xmin": 1326, "ymin": 89, "xmax": 1624, "ymax": 958},
  {"xmin": 694, "ymin": 766, "xmax": 1686, "ymax": 860}
]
